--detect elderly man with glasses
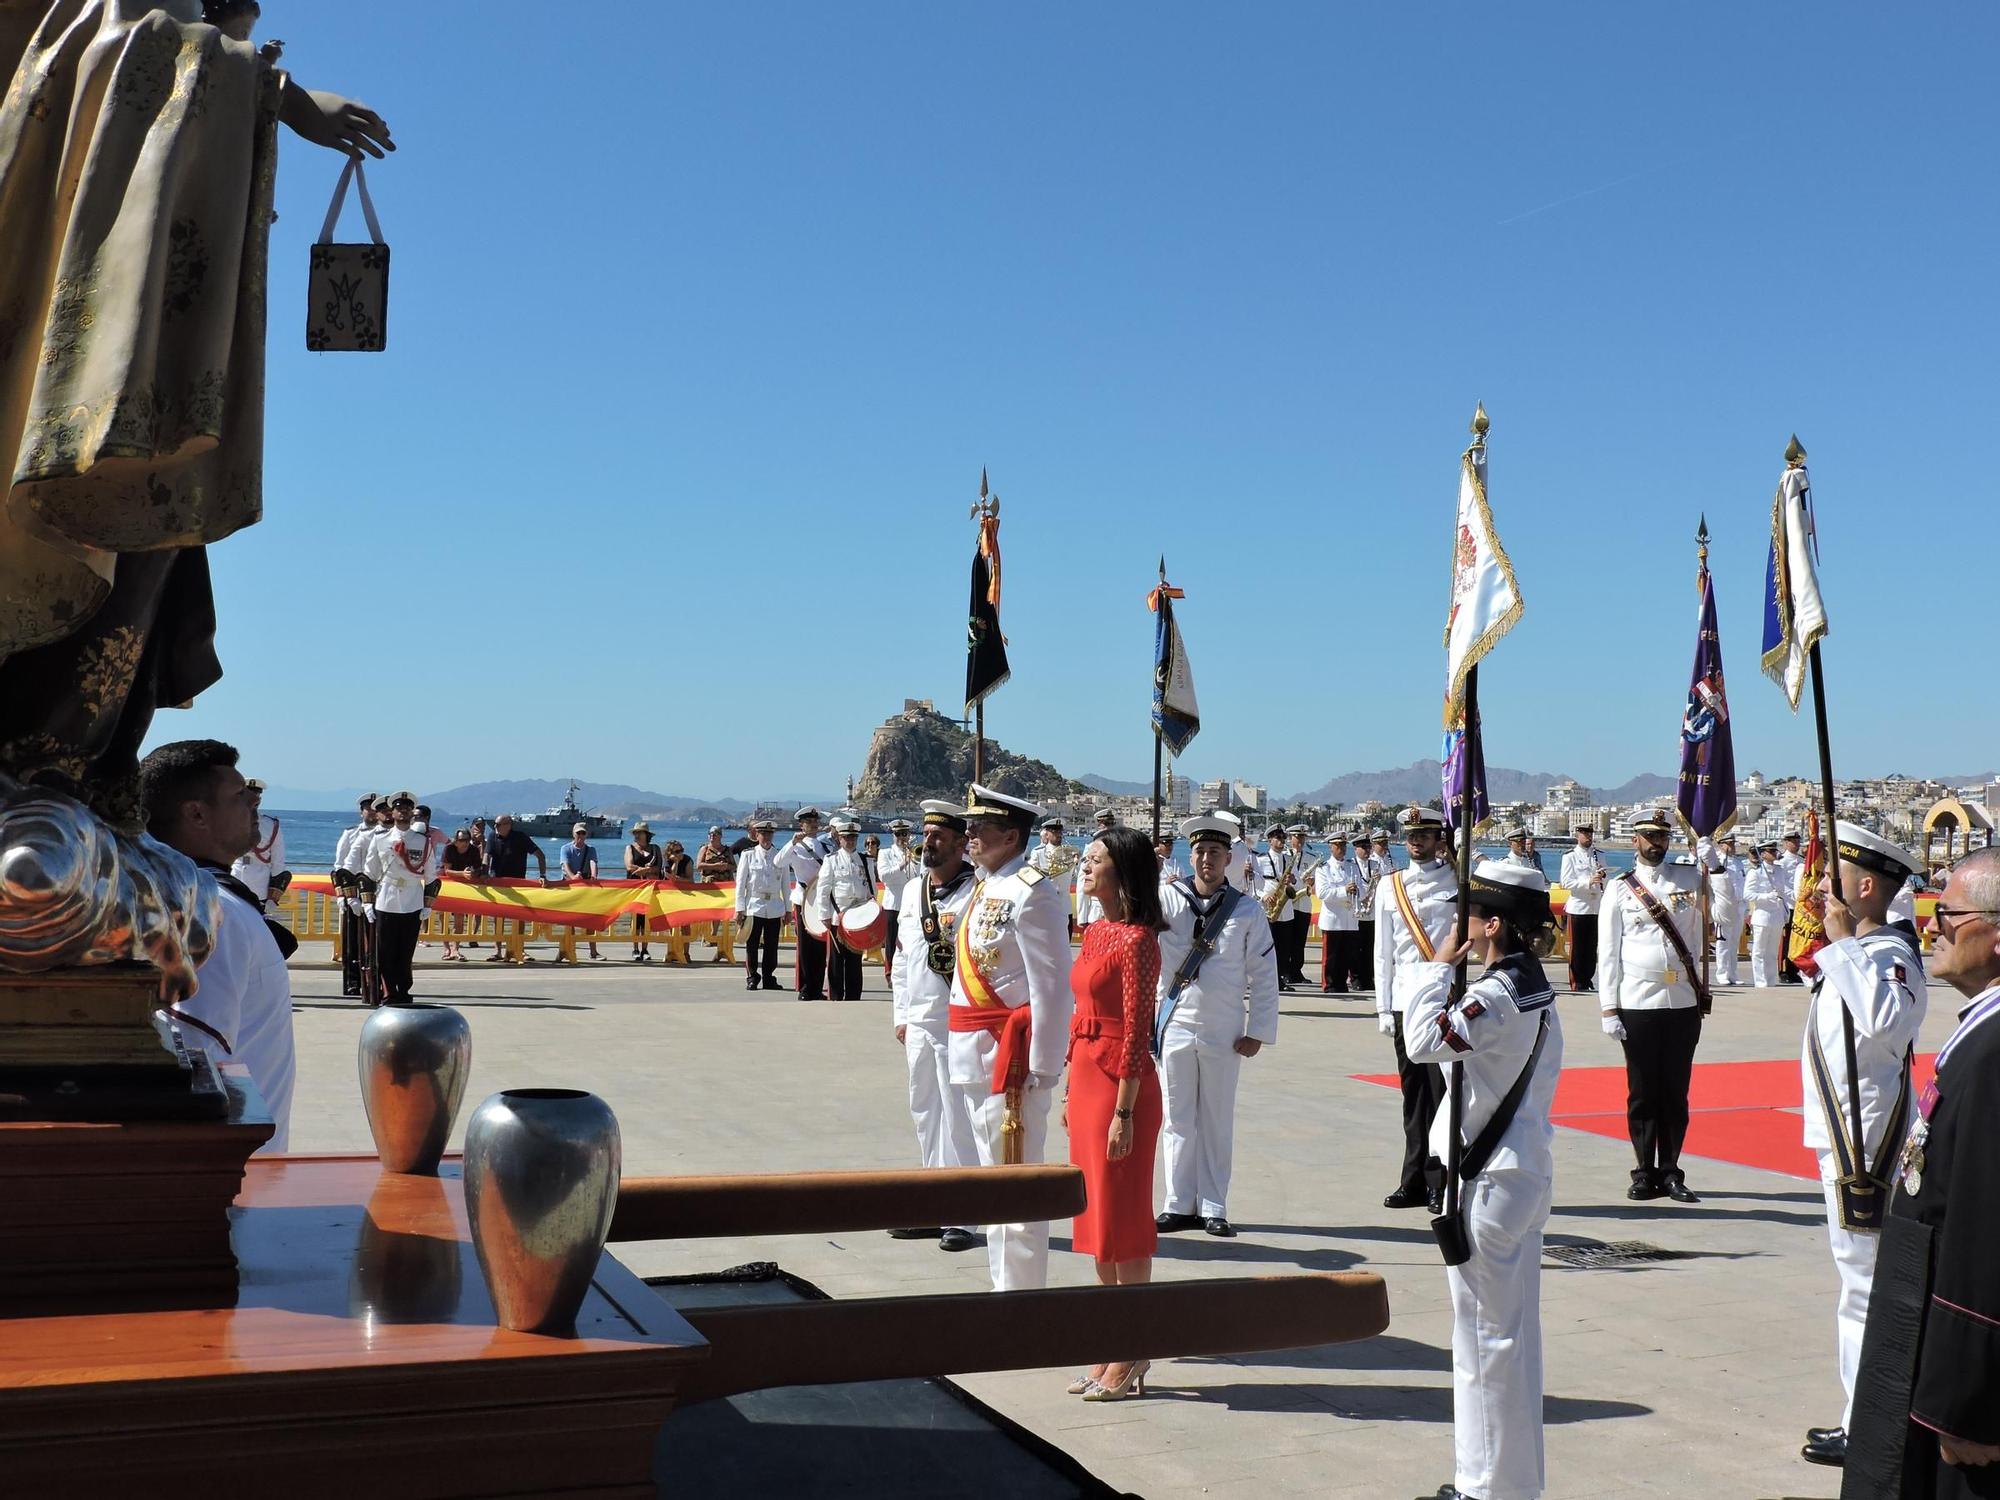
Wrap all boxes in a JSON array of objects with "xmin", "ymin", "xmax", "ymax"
[{"xmin": 1845, "ymin": 847, "xmax": 2000, "ymax": 1496}]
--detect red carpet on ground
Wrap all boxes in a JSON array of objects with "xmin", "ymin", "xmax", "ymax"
[{"xmin": 1354, "ymin": 1055, "xmax": 1938, "ymax": 1180}]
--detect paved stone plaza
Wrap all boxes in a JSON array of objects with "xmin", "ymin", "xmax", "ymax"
[{"xmin": 286, "ymin": 943, "xmax": 1961, "ymax": 1500}]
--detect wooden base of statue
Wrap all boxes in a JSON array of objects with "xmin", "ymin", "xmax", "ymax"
[
  {"xmin": 0, "ymin": 969, "xmax": 274, "ymax": 1315},
  {"xmin": 0, "ymin": 1155, "xmax": 705, "ymax": 1498}
]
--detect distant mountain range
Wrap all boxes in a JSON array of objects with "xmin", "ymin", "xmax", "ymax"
[
  {"xmin": 261, "ymin": 779, "xmax": 837, "ymax": 820},
  {"xmin": 1077, "ymin": 772, "xmax": 1152, "ymax": 797},
  {"xmin": 1280, "ymin": 760, "xmax": 1683, "ymax": 809}
]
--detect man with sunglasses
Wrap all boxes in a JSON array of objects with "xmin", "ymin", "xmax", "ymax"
[
  {"xmin": 1598, "ymin": 809, "xmax": 1706, "ymax": 1203},
  {"xmin": 1844, "ymin": 847, "xmax": 2000, "ymax": 1497}
]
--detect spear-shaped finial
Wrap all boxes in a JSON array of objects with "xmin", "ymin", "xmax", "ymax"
[
  {"xmin": 1784, "ymin": 433, "xmax": 1806, "ymax": 466},
  {"xmin": 1471, "ymin": 401, "xmax": 1490, "ymax": 440},
  {"xmin": 980, "ymin": 467, "xmax": 989, "ymax": 498},
  {"xmin": 1158, "ymin": 554, "xmax": 1167, "ymax": 583},
  {"xmin": 1696, "ymin": 512, "xmax": 1710, "ymax": 588}
]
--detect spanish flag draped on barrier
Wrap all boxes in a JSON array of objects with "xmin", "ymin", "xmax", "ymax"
[{"xmin": 291, "ymin": 874, "xmax": 736, "ymax": 932}]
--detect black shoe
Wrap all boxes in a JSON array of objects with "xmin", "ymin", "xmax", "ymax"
[
  {"xmin": 1431, "ymin": 1486, "xmax": 1475, "ymax": 1499},
  {"xmin": 745, "ymin": 980, "xmax": 761, "ymax": 990},
  {"xmin": 1383, "ymin": 1188, "xmax": 1428, "ymax": 1210},
  {"xmin": 1627, "ymin": 1177, "xmax": 1664, "ymax": 1201},
  {"xmin": 761, "ymin": 978, "xmax": 783, "ymax": 990},
  {"xmin": 1203, "ymin": 1217, "xmax": 1236, "ymax": 1238},
  {"xmin": 1427, "ymin": 1191, "xmax": 1444, "ymax": 1216},
  {"xmin": 1155, "ymin": 1211, "xmax": 1204, "ymax": 1232},
  {"xmin": 1662, "ymin": 1174, "xmax": 1700, "ymax": 1204},
  {"xmin": 1801, "ymin": 1428, "xmax": 1847, "ymax": 1466},
  {"xmin": 938, "ymin": 1227, "xmax": 982, "ymax": 1253},
  {"xmin": 886, "ymin": 1226, "xmax": 941, "ymax": 1240},
  {"xmin": 1806, "ymin": 1425, "xmax": 1843, "ymax": 1445}
]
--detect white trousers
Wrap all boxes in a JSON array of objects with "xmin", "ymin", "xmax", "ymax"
[
  {"xmin": 906, "ymin": 1024, "xmax": 978, "ymax": 1233},
  {"xmin": 1159, "ymin": 1029, "xmax": 1242, "ymax": 1219},
  {"xmin": 1447, "ymin": 1167, "xmax": 1552, "ymax": 1500},
  {"xmin": 959, "ymin": 1081, "xmax": 1055, "ymax": 1291},
  {"xmin": 1749, "ymin": 917, "xmax": 1782, "ymax": 988},
  {"xmin": 1818, "ymin": 1151, "xmax": 1878, "ymax": 1428},
  {"xmin": 1712, "ymin": 909, "xmax": 1744, "ymax": 985}
]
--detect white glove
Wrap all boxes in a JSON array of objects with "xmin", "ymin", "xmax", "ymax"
[
  {"xmin": 1601, "ymin": 1013, "xmax": 1627, "ymax": 1041},
  {"xmin": 1024, "ymin": 1071, "xmax": 1059, "ymax": 1092},
  {"xmin": 1377, "ymin": 1013, "xmax": 1397, "ymax": 1038}
]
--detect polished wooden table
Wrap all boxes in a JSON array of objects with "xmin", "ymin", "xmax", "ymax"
[{"xmin": 0, "ymin": 1155, "xmax": 707, "ymax": 1498}]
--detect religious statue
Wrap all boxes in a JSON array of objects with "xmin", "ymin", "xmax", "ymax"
[{"xmin": 0, "ymin": 1, "xmax": 391, "ymax": 995}]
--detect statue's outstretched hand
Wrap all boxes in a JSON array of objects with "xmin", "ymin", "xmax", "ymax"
[{"xmin": 283, "ymin": 85, "xmax": 395, "ymax": 159}]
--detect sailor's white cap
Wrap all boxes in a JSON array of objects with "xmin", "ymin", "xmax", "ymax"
[
  {"xmin": 920, "ymin": 798, "xmax": 967, "ymax": 830},
  {"xmin": 1180, "ymin": 815, "xmax": 1236, "ymax": 846},
  {"xmin": 829, "ymin": 816, "xmax": 859, "ymax": 834},
  {"xmin": 1398, "ymin": 804, "xmax": 1448, "ymax": 832},
  {"xmin": 1214, "ymin": 810, "xmax": 1242, "ymax": 827},
  {"xmin": 1631, "ymin": 809, "xmax": 1674, "ymax": 834},
  {"xmin": 965, "ymin": 784, "xmax": 1043, "ymax": 826},
  {"xmin": 1835, "ymin": 821, "xmax": 1921, "ymax": 878},
  {"xmin": 1468, "ymin": 858, "xmax": 1552, "ymax": 920}
]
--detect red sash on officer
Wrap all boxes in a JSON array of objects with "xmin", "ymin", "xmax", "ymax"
[{"xmin": 946, "ymin": 883, "xmax": 1030, "ymax": 1095}]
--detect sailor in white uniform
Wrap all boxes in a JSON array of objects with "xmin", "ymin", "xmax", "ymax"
[
  {"xmin": 1314, "ymin": 832, "xmax": 1361, "ymax": 994},
  {"xmin": 1744, "ymin": 841, "xmax": 1789, "ymax": 988},
  {"xmin": 1778, "ymin": 832, "xmax": 1807, "ymax": 984},
  {"xmin": 1376, "ymin": 804, "xmax": 1459, "ymax": 1211},
  {"xmin": 814, "ymin": 816, "xmax": 875, "ymax": 1001},
  {"xmin": 1254, "ymin": 826, "xmax": 1298, "ymax": 992},
  {"xmin": 229, "ymin": 779, "xmax": 291, "ymax": 909},
  {"xmin": 1029, "ymin": 817, "xmax": 1080, "ymax": 937},
  {"xmin": 1406, "ymin": 860, "xmax": 1565, "ymax": 1500},
  {"xmin": 1557, "ymin": 827, "xmax": 1609, "ymax": 992},
  {"xmin": 775, "ymin": 807, "xmax": 829, "ymax": 1000},
  {"xmin": 1218, "ymin": 811, "xmax": 1255, "ymax": 895},
  {"xmin": 948, "ymin": 784, "xmax": 1075, "ymax": 1290},
  {"xmin": 1796, "ymin": 823, "xmax": 1928, "ymax": 1469},
  {"xmin": 1598, "ymin": 810, "xmax": 1707, "ymax": 1202},
  {"xmin": 733, "ymin": 818, "xmax": 788, "ymax": 991},
  {"xmin": 877, "ymin": 819, "xmax": 919, "ymax": 975},
  {"xmin": 332, "ymin": 793, "xmax": 380, "ymax": 997},
  {"xmin": 889, "ymin": 800, "xmax": 984, "ymax": 1254},
  {"xmin": 1154, "ymin": 816, "xmax": 1280, "ymax": 1238},
  {"xmin": 1503, "ymin": 827, "xmax": 1536, "ymax": 870},
  {"xmin": 1699, "ymin": 834, "xmax": 1748, "ymax": 986},
  {"xmin": 361, "ymin": 791, "xmax": 439, "ymax": 1007},
  {"xmin": 1153, "ymin": 832, "xmax": 1187, "ymax": 886},
  {"xmin": 1286, "ymin": 825, "xmax": 1318, "ymax": 987}
]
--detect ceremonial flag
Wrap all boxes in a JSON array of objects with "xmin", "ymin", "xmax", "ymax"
[
  {"xmin": 1442, "ymin": 711, "xmax": 1488, "ymax": 829},
  {"xmin": 1760, "ymin": 444, "xmax": 1827, "ymax": 710},
  {"xmin": 1676, "ymin": 563, "xmax": 1738, "ymax": 838},
  {"xmin": 1442, "ymin": 421, "xmax": 1524, "ymax": 732},
  {"xmin": 1789, "ymin": 809, "xmax": 1829, "ymax": 977},
  {"xmin": 1149, "ymin": 571, "xmax": 1200, "ymax": 756},
  {"xmin": 965, "ymin": 480, "xmax": 1009, "ymax": 712}
]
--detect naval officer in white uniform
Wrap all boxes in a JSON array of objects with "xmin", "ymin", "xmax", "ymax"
[
  {"xmin": 1797, "ymin": 823, "xmax": 1927, "ymax": 1470},
  {"xmin": 888, "ymin": 800, "xmax": 984, "ymax": 1254},
  {"xmin": 948, "ymin": 784, "xmax": 1075, "ymax": 1290},
  {"xmin": 1598, "ymin": 810, "xmax": 1707, "ymax": 1203},
  {"xmin": 877, "ymin": 818, "xmax": 919, "ymax": 975},
  {"xmin": 1313, "ymin": 832, "xmax": 1361, "ymax": 994},
  {"xmin": 1703, "ymin": 833, "xmax": 1748, "ymax": 986},
  {"xmin": 1406, "ymin": 860, "xmax": 1565, "ymax": 1500},
  {"xmin": 1153, "ymin": 816, "xmax": 1281, "ymax": 1239},
  {"xmin": 1744, "ymin": 840, "xmax": 1789, "ymax": 988},
  {"xmin": 1376, "ymin": 804, "xmax": 1459, "ymax": 1211},
  {"xmin": 229, "ymin": 779, "xmax": 290, "ymax": 909},
  {"xmin": 332, "ymin": 792, "xmax": 381, "ymax": 997},
  {"xmin": 1029, "ymin": 816, "xmax": 1080, "ymax": 937}
]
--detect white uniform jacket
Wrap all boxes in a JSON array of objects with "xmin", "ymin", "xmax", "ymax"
[
  {"xmin": 814, "ymin": 846, "xmax": 875, "ymax": 924},
  {"xmin": 1028, "ymin": 841, "xmax": 1080, "ymax": 922},
  {"xmin": 1406, "ymin": 955, "xmax": 1565, "ymax": 1178},
  {"xmin": 1559, "ymin": 846, "xmax": 1608, "ymax": 916},
  {"xmin": 877, "ymin": 841, "xmax": 918, "ymax": 912},
  {"xmin": 184, "ymin": 882, "xmax": 296, "ymax": 1153},
  {"xmin": 1254, "ymin": 848, "xmax": 1295, "ymax": 913},
  {"xmin": 891, "ymin": 867, "xmax": 978, "ymax": 1029},
  {"xmin": 1158, "ymin": 859, "xmax": 1188, "ymax": 885},
  {"xmin": 1156, "ymin": 881, "xmax": 1280, "ymax": 1051},
  {"xmin": 1802, "ymin": 925, "xmax": 1927, "ymax": 1156},
  {"xmin": 363, "ymin": 824, "xmax": 439, "ymax": 915},
  {"xmin": 774, "ymin": 833, "xmax": 826, "ymax": 906},
  {"xmin": 1289, "ymin": 849, "xmax": 1318, "ymax": 919},
  {"xmin": 1314, "ymin": 857, "xmax": 1360, "ymax": 932},
  {"xmin": 333, "ymin": 820, "xmax": 372, "ymax": 877},
  {"xmin": 1225, "ymin": 840, "xmax": 1254, "ymax": 894},
  {"xmin": 1598, "ymin": 862, "xmax": 1704, "ymax": 1011},
  {"xmin": 1702, "ymin": 848, "xmax": 1746, "ymax": 921},
  {"xmin": 230, "ymin": 814, "xmax": 287, "ymax": 905},
  {"xmin": 1778, "ymin": 852, "xmax": 1805, "ymax": 909},
  {"xmin": 1374, "ymin": 858, "xmax": 1459, "ymax": 1017},
  {"xmin": 946, "ymin": 855, "xmax": 1074, "ymax": 1086},
  {"xmin": 1743, "ymin": 859, "xmax": 1789, "ymax": 928},
  {"xmin": 733, "ymin": 844, "xmax": 788, "ymax": 919}
]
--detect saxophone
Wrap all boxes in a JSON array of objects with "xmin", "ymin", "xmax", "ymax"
[{"xmin": 1260, "ymin": 853, "xmax": 1294, "ymax": 919}]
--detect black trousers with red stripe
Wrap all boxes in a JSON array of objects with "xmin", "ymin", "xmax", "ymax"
[{"xmin": 793, "ymin": 907, "xmax": 827, "ymax": 999}]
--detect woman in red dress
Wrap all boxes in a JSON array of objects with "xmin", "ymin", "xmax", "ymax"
[{"xmin": 1064, "ymin": 825, "xmax": 1167, "ymax": 1401}]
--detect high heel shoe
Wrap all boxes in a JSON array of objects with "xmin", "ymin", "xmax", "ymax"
[
  {"xmin": 1064, "ymin": 1373, "xmax": 1100, "ymax": 1396},
  {"xmin": 1080, "ymin": 1360, "xmax": 1150, "ymax": 1401}
]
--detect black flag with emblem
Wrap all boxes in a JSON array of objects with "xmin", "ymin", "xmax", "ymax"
[{"xmin": 966, "ymin": 485, "xmax": 1009, "ymax": 711}]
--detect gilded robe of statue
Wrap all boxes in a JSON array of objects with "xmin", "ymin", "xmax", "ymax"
[{"xmin": 0, "ymin": 0, "xmax": 278, "ymax": 825}]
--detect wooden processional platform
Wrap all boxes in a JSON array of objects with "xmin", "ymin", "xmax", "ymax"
[{"xmin": 0, "ymin": 1155, "xmax": 708, "ymax": 1499}]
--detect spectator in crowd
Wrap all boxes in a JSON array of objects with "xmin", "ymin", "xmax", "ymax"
[
  {"xmin": 465, "ymin": 816, "xmax": 491, "ymax": 947},
  {"xmin": 559, "ymin": 823, "xmax": 604, "ymax": 961},
  {"xmin": 625, "ymin": 821, "xmax": 664, "ymax": 962},
  {"xmin": 697, "ymin": 825, "xmax": 734, "ymax": 883},
  {"xmin": 439, "ymin": 827, "xmax": 483, "ymax": 960},
  {"xmin": 661, "ymin": 838, "xmax": 695, "ymax": 880},
  {"xmin": 139, "ymin": 739, "xmax": 296, "ymax": 1153},
  {"xmin": 482, "ymin": 813, "xmax": 548, "ymax": 963}
]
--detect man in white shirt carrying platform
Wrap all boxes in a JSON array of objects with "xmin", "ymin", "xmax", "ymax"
[
  {"xmin": 140, "ymin": 739, "xmax": 297, "ymax": 1153},
  {"xmin": 1154, "ymin": 816, "xmax": 1280, "ymax": 1239},
  {"xmin": 1598, "ymin": 809, "xmax": 1707, "ymax": 1204},
  {"xmin": 1558, "ymin": 825, "xmax": 1609, "ymax": 992}
]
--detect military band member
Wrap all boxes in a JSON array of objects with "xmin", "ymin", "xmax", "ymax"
[
  {"xmin": 1559, "ymin": 826, "xmax": 1609, "ymax": 992},
  {"xmin": 889, "ymin": 801, "xmax": 983, "ymax": 1252},
  {"xmin": 776, "ymin": 806, "xmax": 829, "ymax": 1001},
  {"xmin": 734, "ymin": 818, "xmax": 787, "ymax": 991},
  {"xmin": 1745, "ymin": 841, "xmax": 1789, "ymax": 988},
  {"xmin": 229, "ymin": 779, "xmax": 291, "ymax": 909},
  {"xmin": 815, "ymin": 817, "xmax": 874, "ymax": 1001},
  {"xmin": 1154, "ymin": 816, "xmax": 1280, "ymax": 1238},
  {"xmin": 1704, "ymin": 833, "xmax": 1748, "ymax": 986},
  {"xmin": 1376, "ymin": 804, "xmax": 1458, "ymax": 1211},
  {"xmin": 1361, "ymin": 832, "xmax": 1393, "ymax": 990},
  {"xmin": 362, "ymin": 791, "xmax": 437, "ymax": 1007},
  {"xmin": 1219, "ymin": 811, "xmax": 1254, "ymax": 895},
  {"xmin": 1030, "ymin": 816, "xmax": 1080, "ymax": 938},
  {"xmin": 1255, "ymin": 826, "xmax": 1298, "ymax": 992},
  {"xmin": 1599, "ymin": 810, "xmax": 1706, "ymax": 1203},
  {"xmin": 948, "ymin": 784, "xmax": 1075, "ymax": 1291},
  {"xmin": 877, "ymin": 819, "xmax": 918, "ymax": 974},
  {"xmin": 1405, "ymin": 861, "xmax": 1565, "ymax": 1500},
  {"xmin": 1796, "ymin": 825, "xmax": 1927, "ymax": 1469},
  {"xmin": 1314, "ymin": 833, "xmax": 1361, "ymax": 994},
  {"xmin": 1286, "ymin": 825, "xmax": 1317, "ymax": 987},
  {"xmin": 332, "ymin": 793, "xmax": 380, "ymax": 997}
]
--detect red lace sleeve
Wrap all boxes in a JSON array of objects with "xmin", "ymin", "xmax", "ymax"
[{"xmin": 1114, "ymin": 925, "xmax": 1160, "ymax": 1078}]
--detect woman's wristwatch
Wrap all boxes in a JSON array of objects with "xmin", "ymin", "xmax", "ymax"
[{"xmin": 1114, "ymin": 1108, "xmax": 1134, "ymax": 1120}]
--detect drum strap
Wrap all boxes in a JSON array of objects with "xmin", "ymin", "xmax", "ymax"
[{"xmin": 920, "ymin": 867, "xmax": 972, "ymax": 977}]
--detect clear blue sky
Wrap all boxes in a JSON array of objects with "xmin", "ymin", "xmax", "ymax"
[{"xmin": 148, "ymin": 2, "xmax": 2000, "ymax": 801}]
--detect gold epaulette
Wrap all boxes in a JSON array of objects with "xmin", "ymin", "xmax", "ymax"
[{"xmin": 1018, "ymin": 865, "xmax": 1047, "ymax": 887}]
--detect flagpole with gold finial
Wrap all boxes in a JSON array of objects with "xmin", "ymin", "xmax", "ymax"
[
  {"xmin": 1694, "ymin": 512, "xmax": 1715, "ymax": 1011},
  {"xmin": 1151, "ymin": 555, "xmax": 1167, "ymax": 841},
  {"xmin": 969, "ymin": 469, "xmax": 999, "ymax": 788}
]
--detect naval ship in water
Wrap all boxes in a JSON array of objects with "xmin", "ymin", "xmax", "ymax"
[{"xmin": 511, "ymin": 780, "xmax": 625, "ymax": 839}]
